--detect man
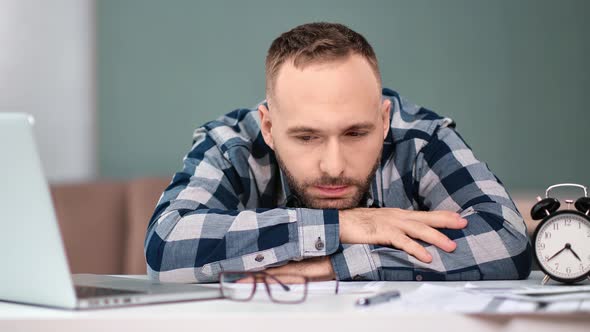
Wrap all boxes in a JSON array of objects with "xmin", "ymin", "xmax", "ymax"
[{"xmin": 145, "ymin": 22, "xmax": 531, "ymax": 283}]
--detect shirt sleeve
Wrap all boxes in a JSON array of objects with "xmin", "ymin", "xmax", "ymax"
[
  {"xmin": 330, "ymin": 124, "xmax": 532, "ymax": 281},
  {"xmin": 144, "ymin": 131, "xmax": 340, "ymax": 283}
]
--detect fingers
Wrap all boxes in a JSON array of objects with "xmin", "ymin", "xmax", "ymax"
[
  {"xmin": 386, "ymin": 209, "xmax": 463, "ymax": 254},
  {"xmin": 407, "ymin": 210, "xmax": 468, "ymax": 229},
  {"xmin": 341, "ymin": 208, "xmax": 467, "ymax": 263},
  {"xmin": 393, "ymin": 233, "xmax": 433, "ymax": 263},
  {"xmin": 403, "ymin": 222, "xmax": 457, "ymax": 253}
]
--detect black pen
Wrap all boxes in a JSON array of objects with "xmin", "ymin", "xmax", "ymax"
[{"xmin": 355, "ymin": 290, "xmax": 401, "ymax": 306}]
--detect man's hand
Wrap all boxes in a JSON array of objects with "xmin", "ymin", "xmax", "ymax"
[
  {"xmin": 339, "ymin": 208, "xmax": 468, "ymax": 263},
  {"xmin": 264, "ymin": 256, "xmax": 335, "ymax": 281}
]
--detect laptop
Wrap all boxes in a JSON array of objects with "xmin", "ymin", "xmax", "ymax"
[{"xmin": 0, "ymin": 113, "xmax": 222, "ymax": 309}]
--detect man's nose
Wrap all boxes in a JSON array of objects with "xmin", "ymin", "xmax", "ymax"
[{"xmin": 319, "ymin": 139, "xmax": 345, "ymax": 177}]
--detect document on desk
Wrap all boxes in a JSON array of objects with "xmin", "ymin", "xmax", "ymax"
[
  {"xmin": 464, "ymin": 282, "xmax": 590, "ymax": 295},
  {"xmin": 370, "ymin": 284, "xmax": 590, "ymax": 314},
  {"xmin": 382, "ymin": 284, "xmax": 496, "ymax": 313},
  {"xmin": 464, "ymin": 283, "xmax": 590, "ymax": 303}
]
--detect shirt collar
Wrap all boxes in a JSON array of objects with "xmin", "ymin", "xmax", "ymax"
[{"xmin": 366, "ymin": 167, "xmax": 382, "ymax": 208}]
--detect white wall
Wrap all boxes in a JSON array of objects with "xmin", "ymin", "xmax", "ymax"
[{"xmin": 0, "ymin": 0, "xmax": 95, "ymax": 182}]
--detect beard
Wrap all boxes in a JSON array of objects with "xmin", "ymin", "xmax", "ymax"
[{"xmin": 275, "ymin": 149, "xmax": 381, "ymax": 210}]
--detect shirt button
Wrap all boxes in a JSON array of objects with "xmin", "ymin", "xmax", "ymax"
[
  {"xmin": 315, "ymin": 237, "xmax": 325, "ymax": 250},
  {"xmin": 415, "ymin": 274, "xmax": 423, "ymax": 281},
  {"xmin": 254, "ymin": 254, "xmax": 264, "ymax": 262}
]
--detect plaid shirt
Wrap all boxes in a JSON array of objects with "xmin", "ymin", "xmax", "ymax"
[{"xmin": 145, "ymin": 88, "xmax": 532, "ymax": 283}]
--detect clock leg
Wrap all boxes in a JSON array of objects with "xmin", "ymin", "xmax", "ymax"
[{"xmin": 542, "ymin": 274, "xmax": 550, "ymax": 285}]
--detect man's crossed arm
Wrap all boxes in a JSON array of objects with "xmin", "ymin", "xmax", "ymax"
[{"xmin": 264, "ymin": 209, "xmax": 466, "ymax": 279}]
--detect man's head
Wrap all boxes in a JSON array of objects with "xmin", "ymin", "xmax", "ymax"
[{"xmin": 258, "ymin": 22, "xmax": 391, "ymax": 209}]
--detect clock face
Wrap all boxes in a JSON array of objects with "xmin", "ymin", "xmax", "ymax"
[{"xmin": 534, "ymin": 210, "xmax": 590, "ymax": 282}]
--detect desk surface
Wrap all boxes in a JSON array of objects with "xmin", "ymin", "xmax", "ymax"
[{"xmin": 1, "ymin": 271, "xmax": 589, "ymax": 332}]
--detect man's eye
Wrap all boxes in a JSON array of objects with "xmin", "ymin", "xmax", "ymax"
[
  {"xmin": 346, "ymin": 132, "xmax": 368, "ymax": 137},
  {"xmin": 297, "ymin": 136, "xmax": 316, "ymax": 142}
]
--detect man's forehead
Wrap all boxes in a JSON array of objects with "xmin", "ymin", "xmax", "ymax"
[
  {"xmin": 270, "ymin": 55, "xmax": 381, "ymax": 111},
  {"xmin": 271, "ymin": 92, "xmax": 382, "ymax": 134},
  {"xmin": 277, "ymin": 99, "xmax": 382, "ymax": 135}
]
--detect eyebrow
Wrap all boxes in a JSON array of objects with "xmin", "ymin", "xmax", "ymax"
[{"xmin": 286, "ymin": 122, "xmax": 376, "ymax": 135}]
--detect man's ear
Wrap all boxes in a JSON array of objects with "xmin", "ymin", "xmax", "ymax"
[
  {"xmin": 258, "ymin": 103, "xmax": 275, "ymax": 150},
  {"xmin": 381, "ymin": 98, "xmax": 391, "ymax": 140}
]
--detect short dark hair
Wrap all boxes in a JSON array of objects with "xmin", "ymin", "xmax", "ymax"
[{"xmin": 265, "ymin": 22, "xmax": 381, "ymax": 97}]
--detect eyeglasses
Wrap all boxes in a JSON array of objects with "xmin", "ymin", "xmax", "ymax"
[{"xmin": 219, "ymin": 271, "xmax": 339, "ymax": 304}]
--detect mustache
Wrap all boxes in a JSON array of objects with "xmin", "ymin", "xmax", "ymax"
[{"xmin": 309, "ymin": 176, "xmax": 361, "ymax": 187}]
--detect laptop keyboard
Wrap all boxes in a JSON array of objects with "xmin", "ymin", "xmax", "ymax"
[{"xmin": 75, "ymin": 286, "xmax": 143, "ymax": 299}]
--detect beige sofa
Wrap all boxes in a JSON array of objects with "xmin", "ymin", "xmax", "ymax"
[
  {"xmin": 49, "ymin": 178, "xmax": 540, "ymax": 274},
  {"xmin": 50, "ymin": 177, "xmax": 170, "ymax": 275}
]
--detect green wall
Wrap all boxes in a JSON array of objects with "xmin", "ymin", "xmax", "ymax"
[{"xmin": 97, "ymin": 0, "xmax": 589, "ymax": 191}]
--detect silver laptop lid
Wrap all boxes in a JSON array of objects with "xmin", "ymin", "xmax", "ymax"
[{"xmin": 0, "ymin": 113, "xmax": 77, "ymax": 309}]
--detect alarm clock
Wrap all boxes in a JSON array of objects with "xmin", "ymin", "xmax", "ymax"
[{"xmin": 531, "ymin": 183, "xmax": 590, "ymax": 284}]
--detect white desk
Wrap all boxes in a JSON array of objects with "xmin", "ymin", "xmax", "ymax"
[{"xmin": 1, "ymin": 271, "xmax": 589, "ymax": 332}]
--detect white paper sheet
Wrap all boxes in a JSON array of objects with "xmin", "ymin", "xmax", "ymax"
[
  {"xmin": 366, "ymin": 284, "xmax": 590, "ymax": 314},
  {"xmin": 378, "ymin": 284, "xmax": 496, "ymax": 313},
  {"xmin": 464, "ymin": 282, "xmax": 590, "ymax": 295},
  {"xmin": 464, "ymin": 282, "xmax": 590, "ymax": 303}
]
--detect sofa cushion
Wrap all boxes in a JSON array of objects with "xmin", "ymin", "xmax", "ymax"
[{"xmin": 50, "ymin": 181, "xmax": 127, "ymax": 274}]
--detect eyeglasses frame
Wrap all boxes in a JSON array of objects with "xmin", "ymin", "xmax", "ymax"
[{"xmin": 219, "ymin": 271, "xmax": 339, "ymax": 304}]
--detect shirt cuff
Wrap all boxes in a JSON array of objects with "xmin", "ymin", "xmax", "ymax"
[
  {"xmin": 295, "ymin": 208, "xmax": 339, "ymax": 258},
  {"xmin": 330, "ymin": 244, "xmax": 380, "ymax": 281}
]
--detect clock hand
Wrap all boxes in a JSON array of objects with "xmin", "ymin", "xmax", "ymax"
[
  {"xmin": 568, "ymin": 247, "xmax": 582, "ymax": 262},
  {"xmin": 546, "ymin": 245, "xmax": 568, "ymax": 262}
]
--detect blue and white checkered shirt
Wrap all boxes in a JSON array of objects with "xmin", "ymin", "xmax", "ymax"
[{"xmin": 145, "ymin": 88, "xmax": 532, "ymax": 283}]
